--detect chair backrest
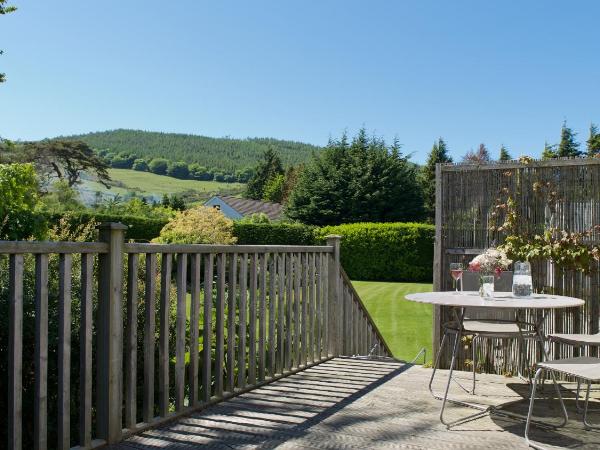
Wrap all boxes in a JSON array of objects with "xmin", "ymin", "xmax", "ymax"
[{"xmin": 462, "ymin": 271, "xmax": 515, "ymax": 320}]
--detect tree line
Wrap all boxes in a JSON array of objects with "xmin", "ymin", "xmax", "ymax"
[
  {"xmin": 97, "ymin": 149, "xmax": 254, "ymax": 183},
  {"xmin": 61, "ymin": 129, "xmax": 321, "ymax": 172}
]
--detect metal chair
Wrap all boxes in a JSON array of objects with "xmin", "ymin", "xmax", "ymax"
[
  {"xmin": 462, "ymin": 272, "xmax": 537, "ymax": 393},
  {"xmin": 526, "ymin": 356, "xmax": 600, "ymax": 450},
  {"xmin": 548, "ymin": 332, "xmax": 600, "ymax": 413}
]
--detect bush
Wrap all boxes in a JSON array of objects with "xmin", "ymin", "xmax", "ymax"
[
  {"xmin": 148, "ymin": 158, "xmax": 169, "ymax": 175},
  {"xmin": 167, "ymin": 161, "xmax": 189, "ymax": 179},
  {"xmin": 155, "ymin": 206, "xmax": 236, "ymax": 244},
  {"xmin": 0, "ymin": 163, "xmax": 47, "ymax": 240},
  {"xmin": 233, "ymin": 222, "xmax": 316, "ymax": 245},
  {"xmin": 47, "ymin": 211, "xmax": 168, "ymax": 242},
  {"xmin": 132, "ymin": 158, "xmax": 149, "ymax": 171},
  {"xmin": 316, "ymin": 222, "xmax": 434, "ymax": 282}
]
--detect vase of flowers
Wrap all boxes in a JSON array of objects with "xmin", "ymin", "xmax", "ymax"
[{"xmin": 468, "ymin": 248, "xmax": 512, "ymax": 298}]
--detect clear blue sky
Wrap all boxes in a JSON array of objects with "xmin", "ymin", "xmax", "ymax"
[{"xmin": 1, "ymin": 1, "xmax": 599, "ymax": 163}]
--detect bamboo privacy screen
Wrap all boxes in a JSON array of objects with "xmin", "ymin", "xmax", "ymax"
[{"xmin": 433, "ymin": 158, "xmax": 600, "ymax": 373}]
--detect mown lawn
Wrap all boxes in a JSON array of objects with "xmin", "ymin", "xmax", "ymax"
[{"xmin": 351, "ymin": 281, "xmax": 433, "ymax": 363}]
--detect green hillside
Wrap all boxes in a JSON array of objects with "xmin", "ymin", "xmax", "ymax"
[
  {"xmin": 78, "ymin": 168, "xmax": 244, "ymax": 204},
  {"xmin": 61, "ymin": 129, "xmax": 322, "ymax": 171}
]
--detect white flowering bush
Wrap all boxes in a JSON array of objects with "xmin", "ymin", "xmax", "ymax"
[{"xmin": 468, "ymin": 248, "xmax": 512, "ymax": 275}]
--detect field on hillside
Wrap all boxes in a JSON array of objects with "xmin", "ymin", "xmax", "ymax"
[
  {"xmin": 352, "ymin": 281, "xmax": 433, "ymax": 362},
  {"xmin": 79, "ymin": 168, "xmax": 245, "ymax": 203}
]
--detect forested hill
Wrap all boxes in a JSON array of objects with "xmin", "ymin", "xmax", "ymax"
[{"xmin": 61, "ymin": 129, "xmax": 322, "ymax": 171}]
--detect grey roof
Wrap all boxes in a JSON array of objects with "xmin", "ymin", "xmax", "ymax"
[{"xmin": 218, "ymin": 195, "xmax": 283, "ymax": 220}]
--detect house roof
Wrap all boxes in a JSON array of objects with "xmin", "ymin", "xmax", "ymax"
[{"xmin": 217, "ymin": 195, "xmax": 283, "ymax": 220}]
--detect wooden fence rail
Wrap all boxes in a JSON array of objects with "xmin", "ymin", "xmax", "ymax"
[{"xmin": 0, "ymin": 225, "xmax": 390, "ymax": 450}]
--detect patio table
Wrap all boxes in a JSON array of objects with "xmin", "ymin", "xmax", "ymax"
[{"xmin": 405, "ymin": 291, "xmax": 584, "ymax": 427}]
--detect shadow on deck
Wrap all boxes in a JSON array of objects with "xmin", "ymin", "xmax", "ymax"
[{"xmin": 115, "ymin": 358, "xmax": 600, "ymax": 449}]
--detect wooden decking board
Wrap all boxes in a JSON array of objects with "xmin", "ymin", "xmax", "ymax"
[{"xmin": 115, "ymin": 357, "xmax": 600, "ymax": 449}]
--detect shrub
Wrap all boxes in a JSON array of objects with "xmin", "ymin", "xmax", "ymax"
[
  {"xmin": 47, "ymin": 211, "xmax": 168, "ymax": 242},
  {"xmin": 148, "ymin": 158, "xmax": 169, "ymax": 175},
  {"xmin": 316, "ymin": 222, "xmax": 434, "ymax": 282},
  {"xmin": 0, "ymin": 163, "xmax": 47, "ymax": 240},
  {"xmin": 233, "ymin": 222, "xmax": 316, "ymax": 245},
  {"xmin": 167, "ymin": 161, "xmax": 189, "ymax": 179},
  {"xmin": 155, "ymin": 206, "xmax": 236, "ymax": 244},
  {"xmin": 132, "ymin": 158, "xmax": 149, "ymax": 171}
]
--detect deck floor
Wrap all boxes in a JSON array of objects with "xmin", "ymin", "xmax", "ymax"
[{"xmin": 116, "ymin": 358, "xmax": 600, "ymax": 449}]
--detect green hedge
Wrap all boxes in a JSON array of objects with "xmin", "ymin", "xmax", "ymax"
[
  {"xmin": 46, "ymin": 212, "xmax": 168, "ymax": 242},
  {"xmin": 233, "ymin": 222, "xmax": 316, "ymax": 245},
  {"xmin": 316, "ymin": 222, "xmax": 434, "ymax": 282},
  {"xmin": 47, "ymin": 213, "xmax": 434, "ymax": 281}
]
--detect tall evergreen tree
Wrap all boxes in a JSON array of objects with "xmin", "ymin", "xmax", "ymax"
[
  {"xmin": 586, "ymin": 123, "xmax": 600, "ymax": 156},
  {"xmin": 287, "ymin": 129, "xmax": 424, "ymax": 225},
  {"xmin": 246, "ymin": 147, "xmax": 284, "ymax": 200},
  {"xmin": 0, "ymin": 1, "xmax": 17, "ymax": 84},
  {"xmin": 420, "ymin": 138, "xmax": 452, "ymax": 221},
  {"xmin": 557, "ymin": 121, "xmax": 581, "ymax": 157},
  {"xmin": 499, "ymin": 145, "xmax": 511, "ymax": 161}
]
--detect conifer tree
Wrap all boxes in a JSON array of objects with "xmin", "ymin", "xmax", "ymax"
[
  {"xmin": 420, "ymin": 138, "xmax": 452, "ymax": 221},
  {"xmin": 246, "ymin": 147, "xmax": 284, "ymax": 200},
  {"xmin": 499, "ymin": 145, "xmax": 511, "ymax": 161},
  {"xmin": 557, "ymin": 121, "xmax": 581, "ymax": 157},
  {"xmin": 542, "ymin": 141, "xmax": 557, "ymax": 159},
  {"xmin": 586, "ymin": 123, "xmax": 600, "ymax": 156}
]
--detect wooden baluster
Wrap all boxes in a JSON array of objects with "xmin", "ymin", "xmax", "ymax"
[
  {"xmin": 227, "ymin": 253, "xmax": 237, "ymax": 393},
  {"xmin": 285, "ymin": 253, "xmax": 293, "ymax": 371},
  {"xmin": 277, "ymin": 254, "xmax": 285, "ymax": 374},
  {"xmin": 8, "ymin": 255, "xmax": 23, "ymax": 450},
  {"xmin": 58, "ymin": 254, "xmax": 72, "ymax": 450},
  {"xmin": 189, "ymin": 254, "xmax": 201, "ymax": 405},
  {"xmin": 294, "ymin": 253, "xmax": 301, "ymax": 368},
  {"xmin": 34, "ymin": 254, "xmax": 48, "ymax": 450},
  {"xmin": 301, "ymin": 253, "xmax": 308, "ymax": 366},
  {"xmin": 125, "ymin": 253, "xmax": 139, "ymax": 427},
  {"xmin": 268, "ymin": 253, "xmax": 277, "ymax": 377},
  {"xmin": 238, "ymin": 253, "xmax": 248, "ymax": 388},
  {"xmin": 248, "ymin": 253, "xmax": 258, "ymax": 384},
  {"xmin": 175, "ymin": 254, "xmax": 187, "ymax": 410},
  {"xmin": 321, "ymin": 253, "xmax": 329, "ymax": 359},
  {"xmin": 159, "ymin": 253, "xmax": 172, "ymax": 417},
  {"xmin": 202, "ymin": 254, "xmax": 214, "ymax": 402},
  {"xmin": 308, "ymin": 253, "xmax": 315, "ymax": 363},
  {"xmin": 258, "ymin": 253, "xmax": 267, "ymax": 381},
  {"xmin": 215, "ymin": 253, "xmax": 226, "ymax": 397},
  {"xmin": 143, "ymin": 253, "xmax": 157, "ymax": 422}
]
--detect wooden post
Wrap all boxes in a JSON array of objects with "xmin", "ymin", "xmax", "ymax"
[
  {"xmin": 96, "ymin": 222, "xmax": 127, "ymax": 444},
  {"xmin": 432, "ymin": 163, "xmax": 443, "ymax": 358},
  {"xmin": 326, "ymin": 235, "xmax": 341, "ymax": 356}
]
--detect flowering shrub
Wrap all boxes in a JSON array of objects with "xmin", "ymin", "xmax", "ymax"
[
  {"xmin": 468, "ymin": 248, "xmax": 512, "ymax": 275},
  {"xmin": 154, "ymin": 206, "xmax": 237, "ymax": 244}
]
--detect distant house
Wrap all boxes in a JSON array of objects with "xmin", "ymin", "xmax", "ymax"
[{"xmin": 204, "ymin": 195, "xmax": 283, "ymax": 221}]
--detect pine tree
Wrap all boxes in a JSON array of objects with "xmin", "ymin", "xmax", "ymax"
[
  {"xmin": 542, "ymin": 141, "xmax": 557, "ymax": 159},
  {"xmin": 586, "ymin": 123, "xmax": 600, "ymax": 157},
  {"xmin": 557, "ymin": 121, "xmax": 581, "ymax": 157},
  {"xmin": 499, "ymin": 145, "xmax": 511, "ymax": 161},
  {"xmin": 245, "ymin": 147, "xmax": 284, "ymax": 200},
  {"xmin": 420, "ymin": 138, "xmax": 452, "ymax": 221}
]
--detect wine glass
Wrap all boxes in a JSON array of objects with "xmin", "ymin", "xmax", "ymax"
[{"xmin": 450, "ymin": 263, "xmax": 463, "ymax": 294}]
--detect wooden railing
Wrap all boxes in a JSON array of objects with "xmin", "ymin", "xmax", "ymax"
[{"xmin": 1, "ymin": 223, "xmax": 390, "ymax": 450}]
